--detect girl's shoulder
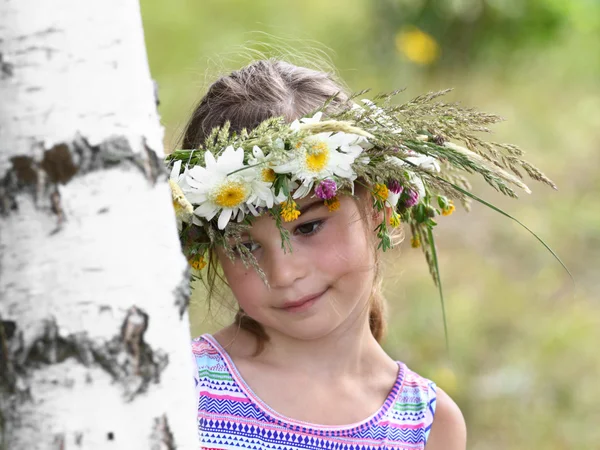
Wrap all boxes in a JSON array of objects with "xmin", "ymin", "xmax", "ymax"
[
  {"xmin": 388, "ymin": 363, "xmax": 438, "ymax": 436},
  {"xmin": 399, "ymin": 366, "xmax": 465, "ymax": 450}
]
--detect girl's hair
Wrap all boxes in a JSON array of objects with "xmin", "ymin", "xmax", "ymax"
[{"xmin": 182, "ymin": 58, "xmax": 388, "ymax": 348}]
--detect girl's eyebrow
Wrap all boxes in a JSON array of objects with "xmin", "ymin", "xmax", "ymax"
[
  {"xmin": 240, "ymin": 200, "xmax": 326, "ymax": 240},
  {"xmin": 299, "ymin": 199, "xmax": 327, "ymax": 215}
]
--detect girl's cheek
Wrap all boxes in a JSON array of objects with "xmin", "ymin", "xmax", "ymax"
[{"xmin": 224, "ymin": 263, "xmax": 267, "ymax": 303}]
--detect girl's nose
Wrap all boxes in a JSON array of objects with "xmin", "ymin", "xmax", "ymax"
[{"xmin": 263, "ymin": 243, "xmax": 308, "ymax": 289}]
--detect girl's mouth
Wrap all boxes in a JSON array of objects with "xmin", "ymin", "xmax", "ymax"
[{"xmin": 280, "ymin": 289, "xmax": 328, "ymax": 313}]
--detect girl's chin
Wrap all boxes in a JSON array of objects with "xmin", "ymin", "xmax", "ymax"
[{"xmin": 268, "ymin": 315, "xmax": 348, "ymax": 342}]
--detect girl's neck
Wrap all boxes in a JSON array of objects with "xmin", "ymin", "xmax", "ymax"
[{"xmin": 217, "ymin": 317, "xmax": 393, "ymax": 379}]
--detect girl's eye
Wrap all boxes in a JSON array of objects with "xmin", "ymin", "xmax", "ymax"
[
  {"xmin": 240, "ymin": 241, "xmax": 261, "ymax": 253},
  {"xmin": 295, "ymin": 220, "xmax": 324, "ymax": 236}
]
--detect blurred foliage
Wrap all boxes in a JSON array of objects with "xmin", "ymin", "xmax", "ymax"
[
  {"xmin": 140, "ymin": 1, "xmax": 600, "ymax": 448},
  {"xmin": 372, "ymin": 0, "xmax": 600, "ymax": 67}
]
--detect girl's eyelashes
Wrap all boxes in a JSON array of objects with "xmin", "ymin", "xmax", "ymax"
[
  {"xmin": 239, "ymin": 241, "xmax": 261, "ymax": 253},
  {"xmin": 235, "ymin": 220, "xmax": 325, "ymax": 256},
  {"xmin": 294, "ymin": 219, "xmax": 325, "ymax": 237}
]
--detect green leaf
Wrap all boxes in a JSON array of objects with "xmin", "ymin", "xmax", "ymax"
[
  {"xmin": 281, "ymin": 178, "xmax": 290, "ymax": 197},
  {"xmin": 273, "ymin": 176, "xmax": 283, "ymax": 196},
  {"xmin": 427, "ymin": 227, "xmax": 450, "ymax": 353}
]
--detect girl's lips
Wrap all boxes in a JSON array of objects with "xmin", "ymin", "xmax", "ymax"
[{"xmin": 280, "ymin": 289, "xmax": 327, "ymax": 313}]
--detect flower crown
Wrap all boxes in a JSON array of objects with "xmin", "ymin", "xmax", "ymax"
[{"xmin": 166, "ymin": 89, "xmax": 563, "ymax": 337}]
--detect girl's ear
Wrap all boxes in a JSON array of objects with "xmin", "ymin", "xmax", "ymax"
[{"xmin": 371, "ymin": 204, "xmax": 392, "ymax": 227}]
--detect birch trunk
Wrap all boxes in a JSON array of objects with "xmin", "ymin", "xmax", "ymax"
[{"xmin": 0, "ymin": 1, "xmax": 198, "ymax": 448}]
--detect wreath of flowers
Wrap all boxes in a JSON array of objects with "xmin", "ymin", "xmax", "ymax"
[{"xmin": 166, "ymin": 89, "xmax": 565, "ymax": 341}]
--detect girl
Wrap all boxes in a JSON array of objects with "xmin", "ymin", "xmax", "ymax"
[{"xmin": 169, "ymin": 59, "xmax": 549, "ymax": 449}]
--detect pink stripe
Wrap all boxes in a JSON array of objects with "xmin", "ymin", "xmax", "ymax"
[
  {"xmin": 199, "ymin": 391, "xmax": 250, "ymax": 403},
  {"xmin": 378, "ymin": 420, "xmax": 426, "ymax": 430}
]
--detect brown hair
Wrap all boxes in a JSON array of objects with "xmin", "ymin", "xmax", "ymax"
[{"xmin": 182, "ymin": 59, "xmax": 388, "ymax": 347}]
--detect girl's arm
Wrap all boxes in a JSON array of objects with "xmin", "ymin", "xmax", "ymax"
[{"xmin": 425, "ymin": 387, "xmax": 467, "ymax": 450}]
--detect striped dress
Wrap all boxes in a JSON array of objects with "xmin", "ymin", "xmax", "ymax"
[{"xmin": 192, "ymin": 334, "xmax": 437, "ymax": 450}]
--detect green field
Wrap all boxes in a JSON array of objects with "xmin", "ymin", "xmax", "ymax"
[{"xmin": 140, "ymin": 1, "xmax": 600, "ymax": 448}]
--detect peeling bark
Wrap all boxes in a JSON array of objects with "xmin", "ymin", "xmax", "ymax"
[
  {"xmin": 1, "ymin": 308, "xmax": 169, "ymax": 403},
  {"xmin": 0, "ymin": 136, "xmax": 164, "ymax": 235}
]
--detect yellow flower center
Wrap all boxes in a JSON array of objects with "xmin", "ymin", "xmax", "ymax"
[
  {"xmin": 305, "ymin": 142, "xmax": 329, "ymax": 173},
  {"xmin": 212, "ymin": 181, "xmax": 247, "ymax": 208},
  {"xmin": 261, "ymin": 168, "xmax": 276, "ymax": 183}
]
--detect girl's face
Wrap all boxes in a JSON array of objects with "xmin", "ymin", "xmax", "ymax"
[{"xmin": 217, "ymin": 193, "xmax": 379, "ymax": 341}]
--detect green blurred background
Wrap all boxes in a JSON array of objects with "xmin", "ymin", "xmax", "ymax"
[{"xmin": 140, "ymin": 1, "xmax": 600, "ymax": 448}]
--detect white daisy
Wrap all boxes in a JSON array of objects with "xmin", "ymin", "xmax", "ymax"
[
  {"xmin": 246, "ymin": 145, "xmax": 286, "ymax": 212},
  {"xmin": 185, "ymin": 146, "xmax": 255, "ymax": 230},
  {"xmin": 273, "ymin": 132, "xmax": 363, "ymax": 199},
  {"xmin": 290, "ymin": 111, "xmax": 323, "ymax": 132}
]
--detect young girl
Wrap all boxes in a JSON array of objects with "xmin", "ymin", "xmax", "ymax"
[{"xmin": 169, "ymin": 59, "xmax": 550, "ymax": 449}]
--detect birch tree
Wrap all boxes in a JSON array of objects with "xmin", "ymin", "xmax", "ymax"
[{"xmin": 0, "ymin": 0, "xmax": 198, "ymax": 448}]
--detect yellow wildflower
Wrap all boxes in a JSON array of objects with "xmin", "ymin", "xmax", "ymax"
[
  {"xmin": 189, "ymin": 255, "xmax": 207, "ymax": 271},
  {"xmin": 373, "ymin": 183, "xmax": 389, "ymax": 202},
  {"xmin": 324, "ymin": 196, "xmax": 340, "ymax": 212},
  {"xmin": 411, "ymin": 236, "xmax": 421, "ymax": 248},
  {"xmin": 395, "ymin": 26, "xmax": 440, "ymax": 65},
  {"xmin": 389, "ymin": 212, "xmax": 401, "ymax": 228},
  {"xmin": 280, "ymin": 199, "xmax": 301, "ymax": 222},
  {"xmin": 442, "ymin": 201, "xmax": 455, "ymax": 216}
]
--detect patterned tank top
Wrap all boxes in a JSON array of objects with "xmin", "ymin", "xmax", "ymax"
[{"xmin": 192, "ymin": 334, "xmax": 437, "ymax": 450}]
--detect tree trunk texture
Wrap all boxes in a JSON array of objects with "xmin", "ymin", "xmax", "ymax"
[{"xmin": 0, "ymin": 1, "xmax": 198, "ymax": 449}]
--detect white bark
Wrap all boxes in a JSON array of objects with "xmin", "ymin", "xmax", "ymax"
[{"xmin": 0, "ymin": 1, "xmax": 198, "ymax": 449}]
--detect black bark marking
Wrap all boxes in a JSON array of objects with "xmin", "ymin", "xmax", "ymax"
[
  {"xmin": 0, "ymin": 135, "xmax": 166, "ymax": 219},
  {"xmin": 93, "ymin": 306, "xmax": 169, "ymax": 401},
  {"xmin": 9, "ymin": 156, "xmax": 37, "ymax": 184},
  {"xmin": 0, "ymin": 310, "xmax": 168, "ymax": 403},
  {"xmin": 0, "ymin": 53, "xmax": 13, "ymax": 79},
  {"xmin": 41, "ymin": 144, "xmax": 78, "ymax": 184},
  {"xmin": 150, "ymin": 415, "xmax": 176, "ymax": 450},
  {"xmin": 49, "ymin": 187, "xmax": 65, "ymax": 233},
  {"xmin": 173, "ymin": 268, "xmax": 191, "ymax": 319},
  {"xmin": 0, "ymin": 319, "xmax": 16, "ymax": 387},
  {"xmin": 52, "ymin": 433, "xmax": 65, "ymax": 450},
  {"xmin": 14, "ymin": 27, "xmax": 61, "ymax": 42},
  {"xmin": 120, "ymin": 306, "xmax": 149, "ymax": 375}
]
